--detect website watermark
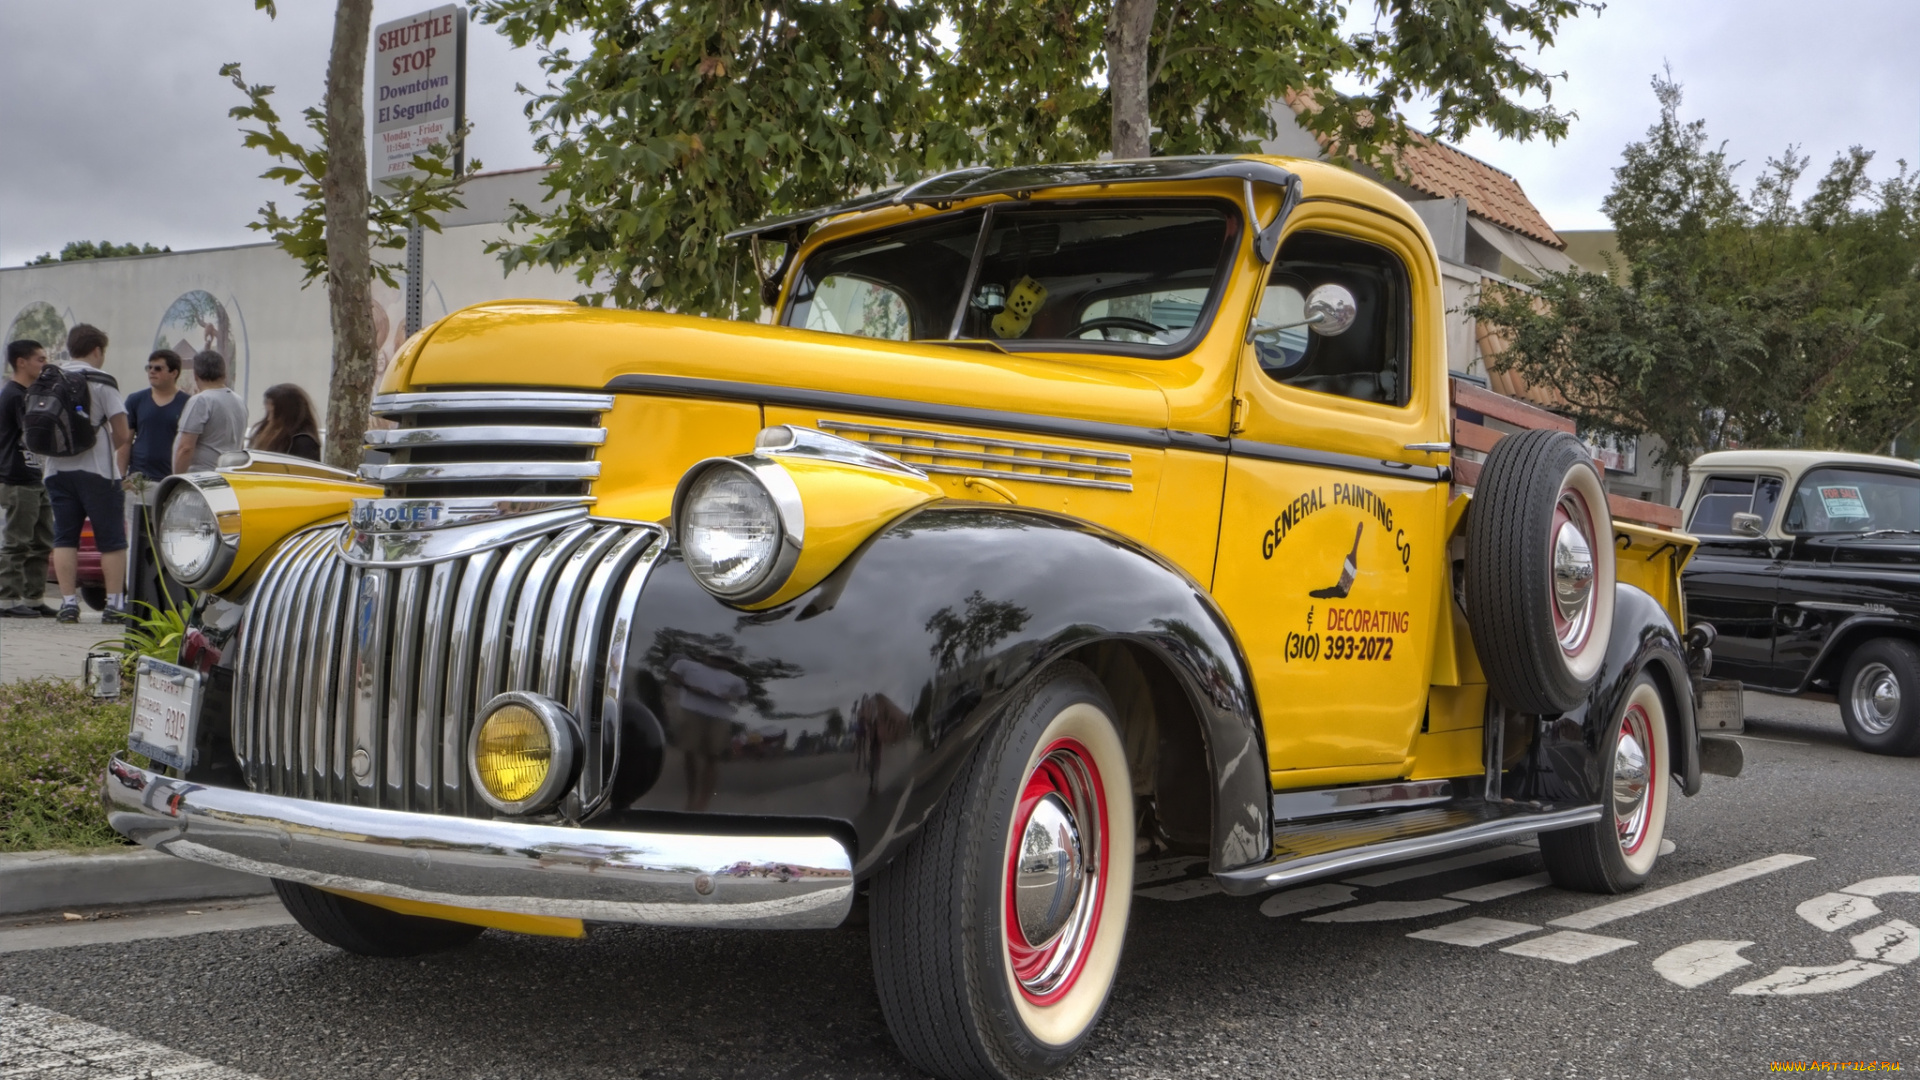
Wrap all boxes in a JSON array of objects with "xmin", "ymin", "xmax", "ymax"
[{"xmin": 1768, "ymin": 1064, "xmax": 1902, "ymax": 1073}]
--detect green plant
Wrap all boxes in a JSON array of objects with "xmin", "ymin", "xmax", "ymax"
[
  {"xmin": 93, "ymin": 602, "xmax": 189, "ymax": 677},
  {"xmin": 0, "ymin": 679, "xmax": 141, "ymax": 851}
]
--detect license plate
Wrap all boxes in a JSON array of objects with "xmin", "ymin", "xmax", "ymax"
[{"xmin": 129, "ymin": 656, "xmax": 203, "ymax": 772}]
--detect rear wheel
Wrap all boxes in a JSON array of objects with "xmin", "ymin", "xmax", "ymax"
[
  {"xmin": 272, "ymin": 880, "xmax": 483, "ymax": 957},
  {"xmin": 1838, "ymin": 638, "xmax": 1920, "ymax": 755},
  {"xmin": 870, "ymin": 662, "xmax": 1134, "ymax": 1080},
  {"xmin": 1540, "ymin": 673, "xmax": 1672, "ymax": 893}
]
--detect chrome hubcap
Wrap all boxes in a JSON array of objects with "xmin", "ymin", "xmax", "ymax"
[
  {"xmin": 1851, "ymin": 662, "xmax": 1901, "ymax": 735},
  {"xmin": 1014, "ymin": 793, "xmax": 1085, "ymax": 946},
  {"xmin": 1005, "ymin": 740, "xmax": 1107, "ymax": 1003},
  {"xmin": 1552, "ymin": 495, "xmax": 1597, "ymax": 653},
  {"xmin": 1614, "ymin": 705, "xmax": 1655, "ymax": 855}
]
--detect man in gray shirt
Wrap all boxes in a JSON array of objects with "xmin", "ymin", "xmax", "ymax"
[{"xmin": 172, "ymin": 350, "xmax": 248, "ymax": 474}]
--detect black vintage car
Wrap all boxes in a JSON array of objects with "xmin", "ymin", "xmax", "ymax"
[{"xmin": 1681, "ymin": 449, "xmax": 1920, "ymax": 754}]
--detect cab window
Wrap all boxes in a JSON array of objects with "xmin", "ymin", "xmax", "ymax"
[
  {"xmin": 1689, "ymin": 475, "xmax": 1783, "ymax": 535},
  {"xmin": 1253, "ymin": 231, "xmax": 1410, "ymax": 406},
  {"xmin": 1784, "ymin": 468, "xmax": 1920, "ymax": 534},
  {"xmin": 798, "ymin": 276, "xmax": 912, "ymax": 340}
]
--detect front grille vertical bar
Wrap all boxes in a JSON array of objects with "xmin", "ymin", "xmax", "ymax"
[
  {"xmin": 259, "ymin": 533, "xmax": 323, "ymax": 791},
  {"xmin": 474, "ymin": 538, "xmax": 545, "ymax": 710},
  {"xmin": 507, "ymin": 524, "xmax": 595, "ymax": 691},
  {"xmin": 440, "ymin": 547, "xmax": 500, "ymax": 816},
  {"xmin": 535, "ymin": 525, "xmax": 621, "ymax": 698},
  {"xmin": 348, "ymin": 568, "xmax": 390, "ymax": 807},
  {"xmin": 237, "ymin": 533, "xmax": 305, "ymax": 783},
  {"xmin": 562, "ymin": 528, "xmax": 657, "ymax": 818},
  {"xmin": 589, "ymin": 539, "xmax": 665, "ymax": 814},
  {"xmin": 305, "ymin": 552, "xmax": 348, "ymax": 800},
  {"xmin": 412, "ymin": 560, "xmax": 460, "ymax": 810},
  {"xmin": 276, "ymin": 535, "xmax": 332, "ymax": 794},
  {"xmin": 331, "ymin": 564, "xmax": 363, "ymax": 803},
  {"xmin": 383, "ymin": 566, "xmax": 427, "ymax": 806}
]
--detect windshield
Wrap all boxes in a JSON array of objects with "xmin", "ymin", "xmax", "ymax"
[
  {"xmin": 783, "ymin": 201, "xmax": 1238, "ymax": 354},
  {"xmin": 1783, "ymin": 467, "xmax": 1920, "ymax": 534}
]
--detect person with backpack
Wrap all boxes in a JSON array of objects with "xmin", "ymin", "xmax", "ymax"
[
  {"xmin": 26, "ymin": 324, "xmax": 131, "ymax": 624},
  {"xmin": 0, "ymin": 339, "xmax": 56, "ymax": 618}
]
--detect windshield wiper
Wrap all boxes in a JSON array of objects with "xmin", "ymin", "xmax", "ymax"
[{"xmin": 1836, "ymin": 529, "xmax": 1920, "ymax": 540}]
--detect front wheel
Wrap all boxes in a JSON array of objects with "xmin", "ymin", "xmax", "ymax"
[
  {"xmin": 1838, "ymin": 638, "xmax": 1920, "ymax": 755},
  {"xmin": 870, "ymin": 662, "xmax": 1135, "ymax": 1080},
  {"xmin": 1540, "ymin": 672, "xmax": 1672, "ymax": 893},
  {"xmin": 272, "ymin": 880, "xmax": 483, "ymax": 957}
]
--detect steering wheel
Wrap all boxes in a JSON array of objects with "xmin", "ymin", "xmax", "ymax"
[{"xmin": 1068, "ymin": 316, "xmax": 1167, "ymax": 340}]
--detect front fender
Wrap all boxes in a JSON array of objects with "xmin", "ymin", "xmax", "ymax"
[
  {"xmin": 608, "ymin": 503, "xmax": 1269, "ymax": 876},
  {"xmin": 1518, "ymin": 583, "xmax": 1700, "ymax": 805}
]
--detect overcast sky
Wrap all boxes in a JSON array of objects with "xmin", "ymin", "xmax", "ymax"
[{"xmin": 1, "ymin": 0, "xmax": 1916, "ymax": 266}]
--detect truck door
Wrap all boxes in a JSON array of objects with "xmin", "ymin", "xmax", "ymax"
[
  {"xmin": 1681, "ymin": 473, "xmax": 1786, "ymax": 685},
  {"xmin": 1212, "ymin": 214, "xmax": 1452, "ymax": 781}
]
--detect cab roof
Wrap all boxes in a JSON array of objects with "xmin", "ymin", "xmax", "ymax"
[{"xmin": 1689, "ymin": 449, "xmax": 1920, "ymax": 475}]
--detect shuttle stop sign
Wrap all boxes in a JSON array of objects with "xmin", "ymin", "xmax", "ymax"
[{"xmin": 372, "ymin": 4, "xmax": 466, "ymax": 189}]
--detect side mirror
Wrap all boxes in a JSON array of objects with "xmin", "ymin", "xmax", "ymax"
[
  {"xmin": 1730, "ymin": 512, "xmax": 1764, "ymax": 537},
  {"xmin": 1303, "ymin": 283, "xmax": 1357, "ymax": 337},
  {"xmin": 1245, "ymin": 282, "xmax": 1359, "ymax": 342}
]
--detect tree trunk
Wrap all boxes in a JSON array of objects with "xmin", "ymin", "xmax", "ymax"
[
  {"xmin": 1106, "ymin": 0, "xmax": 1157, "ymax": 159},
  {"xmin": 320, "ymin": 0, "xmax": 376, "ymax": 474}
]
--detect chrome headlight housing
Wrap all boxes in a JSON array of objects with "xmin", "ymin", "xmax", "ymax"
[
  {"xmin": 672, "ymin": 458, "xmax": 804, "ymax": 604},
  {"xmin": 155, "ymin": 475, "xmax": 241, "ymax": 588}
]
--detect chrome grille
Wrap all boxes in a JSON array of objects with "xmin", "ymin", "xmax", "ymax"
[
  {"xmin": 363, "ymin": 391, "xmax": 612, "ymax": 500},
  {"xmin": 234, "ymin": 520, "xmax": 663, "ymax": 817},
  {"xmin": 817, "ymin": 420, "xmax": 1133, "ymax": 492}
]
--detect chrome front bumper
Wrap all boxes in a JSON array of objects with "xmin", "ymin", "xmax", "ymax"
[{"xmin": 104, "ymin": 755, "xmax": 854, "ymax": 930}]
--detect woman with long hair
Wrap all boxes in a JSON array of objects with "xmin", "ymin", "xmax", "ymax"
[{"xmin": 249, "ymin": 383, "xmax": 322, "ymax": 461}]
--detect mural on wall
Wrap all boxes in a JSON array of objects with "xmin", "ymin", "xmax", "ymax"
[
  {"xmin": 6, "ymin": 301, "xmax": 73, "ymax": 361},
  {"xmin": 154, "ymin": 291, "xmax": 248, "ymax": 397}
]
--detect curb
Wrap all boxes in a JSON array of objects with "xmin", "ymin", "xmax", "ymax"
[{"xmin": 0, "ymin": 848, "xmax": 271, "ymax": 916}]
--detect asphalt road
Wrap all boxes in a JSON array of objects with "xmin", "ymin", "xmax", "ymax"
[{"xmin": 3, "ymin": 694, "xmax": 1915, "ymax": 1080}]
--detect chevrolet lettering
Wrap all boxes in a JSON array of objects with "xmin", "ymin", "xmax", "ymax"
[{"xmin": 116, "ymin": 155, "xmax": 1729, "ymax": 1080}]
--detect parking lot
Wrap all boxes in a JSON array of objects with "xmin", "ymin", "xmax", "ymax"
[{"xmin": 2, "ymin": 692, "xmax": 1914, "ymax": 1080}]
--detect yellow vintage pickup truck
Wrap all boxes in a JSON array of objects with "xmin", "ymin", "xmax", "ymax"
[{"xmin": 112, "ymin": 156, "xmax": 1727, "ymax": 1080}]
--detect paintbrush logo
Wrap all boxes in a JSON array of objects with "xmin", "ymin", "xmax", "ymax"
[{"xmin": 1309, "ymin": 522, "xmax": 1363, "ymax": 599}]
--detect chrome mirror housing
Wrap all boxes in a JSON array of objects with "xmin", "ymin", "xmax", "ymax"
[
  {"xmin": 1303, "ymin": 283, "xmax": 1357, "ymax": 337},
  {"xmin": 1730, "ymin": 511, "xmax": 1764, "ymax": 537}
]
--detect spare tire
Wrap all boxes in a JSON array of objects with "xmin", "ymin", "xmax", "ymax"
[{"xmin": 1465, "ymin": 429, "xmax": 1616, "ymax": 714}]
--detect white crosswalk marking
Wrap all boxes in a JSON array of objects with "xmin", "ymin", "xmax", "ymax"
[
  {"xmin": 1304, "ymin": 899, "xmax": 1465, "ymax": 923},
  {"xmin": 1731, "ymin": 960, "xmax": 1894, "ymax": 996},
  {"xmin": 1850, "ymin": 920, "xmax": 1919, "ymax": 965},
  {"xmin": 1500, "ymin": 931, "xmax": 1636, "ymax": 964},
  {"xmin": 1341, "ymin": 845, "xmax": 1536, "ymax": 888},
  {"xmin": 1549, "ymin": 854, "xmax": 1815, "ymax": 930},
  {"xmin": 1258, "ymin": 884, "xmax": 1356, "ymax": 918},
  {"xmin": 1797, "ymin": 892, "xmax": 1882, "ymax": 932},
  {"xmin": 1407, "ymin": 917, "xmax": 1539, "ymax": 947},
  {"xmin": 0, "ymin": 995, "xmax": 265, "ymax": 1079},
  {"xmin": 1842, "ymin": 876, "xmax": 1920, "ymax": 898},
  {"xmin": 1444, "ymin": 872, "xmax": 1551, "ymax": 902},
  {"xmin": 1652, "ymin": 940, "xmax": 1754, "ymax": 987}
]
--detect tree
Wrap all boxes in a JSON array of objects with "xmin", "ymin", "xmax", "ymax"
[
  {"xmin": 226, "ymin": 1, "xmax": 475, "ymax": 472},
  {"xmin": 29, "ymin": 241, "xmax": 171, "ymax": 264},
  {"xmin": 1471, "ymin": 74, "xmax": 1920, "ymax": 465},
  {"xmin": 477, "ymin": 0, "xmax": 1595, "ymax": 316}
]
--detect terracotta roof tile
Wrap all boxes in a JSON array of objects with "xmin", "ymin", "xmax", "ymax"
[{"xmin": 1278, "ymin": 92, "xmax": 1564, "ymax": 249}]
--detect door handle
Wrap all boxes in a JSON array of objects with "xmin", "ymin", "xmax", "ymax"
[{"xmin": 1404, "ymin": 442, "xmax": 1452, "ymax": 453}]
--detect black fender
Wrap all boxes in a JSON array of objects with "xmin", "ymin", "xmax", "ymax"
[
  {"xmin": 1791, "ymin": 614, "xmax": 1920, "ymax": 695},
  {"xmin": 608, "ymin": 502, "xmax": 1271, "ymax": 877},
  {"xmin": 1514, "ymin": 583, "xmax": 1700, "ymax": 804}
]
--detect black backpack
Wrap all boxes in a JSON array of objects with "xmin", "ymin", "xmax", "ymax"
[{"xmin": 22, "ymin": 365, "xmax": 118, "ymax": 457}]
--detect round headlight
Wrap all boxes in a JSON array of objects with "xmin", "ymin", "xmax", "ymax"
[
  {"xmin": 468, "ymin": 692, "xmax": 577, "ymax": 814},
  {"xmin": 158, "ymin": 484, "xmax": 220, "ymax": 582},
  {"xmin": 681, "ymin": 465, "xmax": 784, "ymax": 595}
]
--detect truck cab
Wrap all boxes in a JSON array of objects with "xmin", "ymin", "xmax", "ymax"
[{"xmin": 115, "ymin": 155, "xmax": 1717, "ymax": 1080}]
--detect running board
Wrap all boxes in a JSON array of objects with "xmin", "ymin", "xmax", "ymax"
[{"xmin": 1214, "ymin": 802, "xmax": 1603, "ymax": 896}]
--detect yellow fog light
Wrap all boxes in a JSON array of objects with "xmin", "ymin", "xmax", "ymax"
[{"xmin": 468, "ymin": 692, "xmax": 578, "ymax": 814}]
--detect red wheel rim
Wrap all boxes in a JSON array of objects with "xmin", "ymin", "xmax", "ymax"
[
  {"xmin": 1550, "ymin": 487, "xmax": 1599, "ymax": 657},
  {"xmin": 1004, "ymin": 737, "xmax": 1108, "ymax": 1005},
  {"xmin": 1614, "ymin": 703, "xmax": 1656, "ymax": 855}
]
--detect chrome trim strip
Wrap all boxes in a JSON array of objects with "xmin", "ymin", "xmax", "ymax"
[
  {"xmin": 863, "ymin": 445, "xmax": 1133, "ymax": 478},
  {"xmin": 539, "ymin": 525, "xmax": 623, "ymax": 700},
  {"xmin": 107, "ymin": 755, "xmax": 854, "ymax": 930},
  {"xmin": 1270, "ymin": 780, "xmax": 1455, "ymax": 823},
  {"xmin": 413, "ymin": 560, "xmax": 460, "ymax": 808},
  {"xmin": 1795, "ymin": 600, "xmax": 1898, "ymax": 615},
  {"xmin": 818, "ymin": 419, "xmax": 1132, "ymax": 462},
  {"xmin": 441, "ymin": 547, "xmax": 500, "ymax": 815},
  {"xmin": 217, "ymin": 450, "xmax": 364, "ymax": 483},
  {"xmin": 475, "ymin": 537, "xmax": 544, "ymax": 707},
  {"xmin": 1227, "ymin": 438, "xmax": 1448, "ymax": 484},
  {"xmin": 312, "ymin": 553, "xmax": 349, "ymax": 801},
  {"xmin": 349, "ymin": 568, "xmax": 390, "ymax": 804},
  {"xmin": 1213, "ymin": 806, "xmax": 1604, "ymax": 895},
  {"xmin": 904, "ymin": 461, "xmax": 1133, "ymax": 493},
  {"xmin": 358, "ymin": 462, "xmax": 603, "ymax": 483},
  {"xmin": 508, "ymin": 524, "xmax": 596, "ymax": 689},
  {"xmin": 350, "ymin": 497, "xmax": 593, "ymax": 534},
  {"xmin": 384, "ymin": 565, "xmax": 427, "ymax": 804},
  {"xmin": 755, "ymin": 425, "xmax": 929, "ymax": 479},
  {"xmin": 338, "ymin": 505, "xmax": 592, "ymax": 567},
  {"xmin": 365, "ymin": 426, "xmax": 607, "ymax": 448},
  {"xmin": 573, "ymin": 534, "xmax": 664, "ymax": 820},
  {"xmin": 371, "ymin": 391, "xmax": 615, "ymax": 414}
]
